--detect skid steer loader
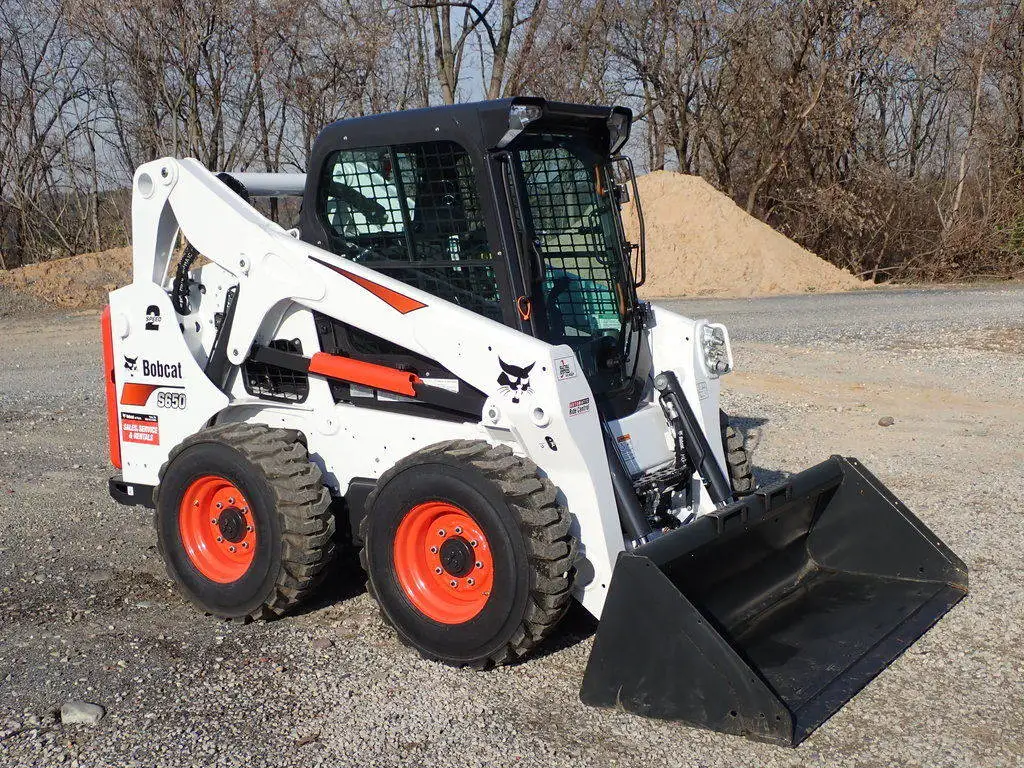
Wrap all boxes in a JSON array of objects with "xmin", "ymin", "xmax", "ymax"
[{"xmin": 101, "ymin": 98, "xmax": 966, "ymax": 745}]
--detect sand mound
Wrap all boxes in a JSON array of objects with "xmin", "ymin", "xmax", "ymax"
[
  {"xmin": 0, "ymin": 247, "xmax": 132, "ymax": 310},
  {"xmin": 625, "ymin": 171, "xmax": 862, "ymax": 297}
]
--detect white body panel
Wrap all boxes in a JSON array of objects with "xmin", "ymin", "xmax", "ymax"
[{"xmin": 110, "ymin": 157, "xmax": 732, "ymax": 618}]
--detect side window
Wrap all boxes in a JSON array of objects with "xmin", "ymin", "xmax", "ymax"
[
  {"xmin": 516, "ymin": 138, "xmax": 625, "ymax": 339},
  {"xmin": 320, "ymin": 141, "xmax": 502, "ymax": 322}
]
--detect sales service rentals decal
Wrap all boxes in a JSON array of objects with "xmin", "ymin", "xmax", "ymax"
[{"xmin": 121, "ymin": 412, "xmax": 160, "ymax": 446}]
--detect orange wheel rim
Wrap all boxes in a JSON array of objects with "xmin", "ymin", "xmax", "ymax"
[
  {"xmin": 178, "ymin": 475, "xmax": 256, "ymax": 583},
  {"xmin": 393, "ymin": 501, "xmax": 494, "ymax": 624}
]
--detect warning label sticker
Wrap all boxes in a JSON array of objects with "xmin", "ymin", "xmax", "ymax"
[
  {"xmin": 554, "ymin": 355, "xmax": 577, "ymax": 381},
  {"xmin": 567, "ymin": 397, "xmax": 591, "ymax": 417},
  {"xmin": 121, "ymin": 411, "xmax": 160, "ymax": 446},
  {"xmin": 421, "ymin": 377, "xmax": 460, "ymax": 393}
]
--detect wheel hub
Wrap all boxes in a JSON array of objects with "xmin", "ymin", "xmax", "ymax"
[
  {"xmin": 217, "ymin": 508, "xmax": 246, "ymax": 543},
  {"xmin": 439, "ymin": 537, "xmax": 474, "ymax": 578},
  {"xmin": 178, "ymin": 476, "xmax": 256, "ymax": 584},
  {"xmin": 393, "ymin": 501, "xmax": 494, "ymax": 624}
]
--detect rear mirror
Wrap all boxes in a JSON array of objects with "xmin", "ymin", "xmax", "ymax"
[{"xmin": 614, "ymin": 183, "xmax": 630, "ymax": 205}]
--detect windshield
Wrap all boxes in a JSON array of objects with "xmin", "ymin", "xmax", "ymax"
[{"xmin": 511, "ymin": 132, "xmax": 638, "ymax": 395}]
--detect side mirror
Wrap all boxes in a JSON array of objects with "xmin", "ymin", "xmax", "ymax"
[
  {"xmin": 609, "ymin": 155, "xmax": 645, "ymax": 289},
  {"xmin": 614, "ymin": 183, "xmax": 630, "ymax": 206}
]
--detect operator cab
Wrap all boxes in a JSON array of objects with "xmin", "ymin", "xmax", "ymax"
[{"xmin": 299, "ymin": 98, "xmax": 646, "ymax": 411}]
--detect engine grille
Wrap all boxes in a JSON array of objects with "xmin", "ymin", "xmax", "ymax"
[{"xmin": 242, "ymin": 338, "xmax": 309, "ymax": 403}]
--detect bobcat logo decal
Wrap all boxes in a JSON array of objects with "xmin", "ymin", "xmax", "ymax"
[
  {"xmin": 497, "ymin": 359, "xmax": 534, "ymax": 404},
  {"xmin": 123, "ymin": 355, "xmax": 138, "ymax": 372}
]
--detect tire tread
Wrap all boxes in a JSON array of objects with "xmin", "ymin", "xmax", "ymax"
[
  {"xmin": 153, "ymin": 422, "xmax": 335, "ymax": 622},
  {"xmin": 720, "ymin": 411, "xmax": 755, "ymax": 496},
  {"xmin": 359, "ymin": 439, "xmax": 575, "ymax": 668}
]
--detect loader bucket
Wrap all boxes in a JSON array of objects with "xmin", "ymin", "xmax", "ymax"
[{"xmin": 580, "ymin": 456, "xmax": 967, "ymax": 746}]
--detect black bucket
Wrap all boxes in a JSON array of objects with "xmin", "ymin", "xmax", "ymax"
[{"xmin": 579, "ymin": 456, "xmax": 968, "ymax": 746}]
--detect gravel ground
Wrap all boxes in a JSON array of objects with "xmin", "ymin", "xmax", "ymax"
[
  {"xmin": 1, "ymin": 286, "xmax": 1021, "ymax": 767},
  {"xmin": 0, "ymin": 284, "xmax": 46, "ymax": 320}
]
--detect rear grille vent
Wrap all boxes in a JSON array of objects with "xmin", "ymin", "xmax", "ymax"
[{"xmin": 243, "ymin": 338, "xmax": 309, "ymax": 403}]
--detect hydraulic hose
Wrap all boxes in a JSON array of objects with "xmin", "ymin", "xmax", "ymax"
[{"xmin": 171, "ymin": 244, "xmax": 200, "ymax": 316}]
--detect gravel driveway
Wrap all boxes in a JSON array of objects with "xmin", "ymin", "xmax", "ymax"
[{"xmin": 1, "ymin": 285, "xmax": 1021, "ymax": 767}]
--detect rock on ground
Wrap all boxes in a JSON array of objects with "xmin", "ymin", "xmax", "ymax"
[{"xmin": 59, "ymin": 701, "xmax": 105, "ymax": 726}]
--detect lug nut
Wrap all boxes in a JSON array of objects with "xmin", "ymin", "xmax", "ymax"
[
  {"xmin": 437, "ymin": 529, "xmax": 446, "ymax": 537},
  {"xmin": 454, "ymin": 526, "xmax": 462, "ymax": 534},
  {"xmin": 216, "ymin": 502, "xmax": 223, "ymax": 509},
  {"xmin": 228, "ymin": 497, "xmax": 235, "ymax": 504},
  {"xmin": 193, "ymin": 500, "xmax": 200, "ymax": 507},
  {"xmin": 242, "ymin": 542, "xmax": 249, "ymax": 549},
  {"xmin": 216, "ymin": 537, "xmax": 224, "ymax": 543},
  {"xmin": 211, "ymin": 519, "xmax": 218, "ymax": 524},
  {"xmin": 434, "ymin": 567, "xmax": 443, "ymax": 575},
  {"xmin": 229, "ymin": 546, "xmax": 236, "ymax": 552},
  {"xmin": 449, "ymin": 580, "xmax": 458, "ymax": 588},
  {"xmin": 246, "ymin": 525, "xmax": 253, "ymax": 532},
  {"xmin": 241, "ymin": 507, "xmax": 248, "ymax": 514},
  {"xmin": 429, "ymin": 546, "xmax": 438, "ymax": 554},
  {"xmin": 470, "ymin": 540, "xmax": 478, "ymax": 547},
  {"xmin": 467, "ymin": 578, "xmax": 475, "ymax": 586},
  {"xmin": 475, "ymin": 561, "xmax": 483, "ymax": 569}
]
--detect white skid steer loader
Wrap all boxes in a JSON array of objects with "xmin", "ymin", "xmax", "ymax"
[{"xmin": 102, "ymin": 98, "xmax": 967, "ymax": 745}]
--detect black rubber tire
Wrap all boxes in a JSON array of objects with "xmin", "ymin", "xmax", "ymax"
[
  {"xmin": 360, "ymin": 440, "xmax": 576, "ymax": 668},
  {"xmin": 720, "ymin": 410, "xmax": 755, "ymax": 497},
  {"xmin": 153, "ymin": 423, "xmax": 335, "ymax": 621}
]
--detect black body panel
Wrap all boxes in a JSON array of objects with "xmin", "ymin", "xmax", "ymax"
[
  {"xmin": 344, "ymin": 477, "xmax": 377, "ymax": 546},
  {"xmin": 108, "ymin": 475, "xmax": 155, "ymax": 509}
]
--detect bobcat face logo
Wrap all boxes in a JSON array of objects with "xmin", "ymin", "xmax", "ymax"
[
  {"xmin": 123, "ymin": 356, "xmax": 138, "ymax": 372},
  {"xmin": 497, "ymin": 359, "xmax": 534, "ymax": 404}
]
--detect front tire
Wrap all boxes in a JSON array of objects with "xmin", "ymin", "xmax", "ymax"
[
  {"xmin": 361, "ymin": 440, "xmax": 575, "ymax": 668},
  {"xmin": 154, "ymin": 423, "xmax": 335, "ymax": 621},
  {"xmin": 720, "ymin": 410, "xmax": 755, "ymax": 496}
]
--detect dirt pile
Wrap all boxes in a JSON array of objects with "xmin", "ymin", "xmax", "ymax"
[
  {"xmin": 0, "ymin": 247, "xmax": 131, "ymax": 310},
  {"xmin": 625, "ymin": 171, "xmax": 862, "ymax": 297}
]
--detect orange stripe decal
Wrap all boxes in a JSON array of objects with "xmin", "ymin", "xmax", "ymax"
[
  {"xmin": 100, "ymin": 306, "xmax": 121, "ymax": 469},
  {"xmin": 120, "ymin": 382, "xmax": 160, "ymax": 406},
  {"xmin": 310, "ymin": 256, "xmax": 426, "ymax": 314},
  {"xmin": 308, "ymin": 352, "xmax": 421, "ymax": 397}
]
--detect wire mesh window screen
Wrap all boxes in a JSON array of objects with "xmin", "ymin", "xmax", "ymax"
[
  {"xmin": 321, "ymin": 142, "xmax": 501, "ymax": 322},
  {"xmin": 517, "ymin": 141, "xmax": 624, "ymax": 338}
]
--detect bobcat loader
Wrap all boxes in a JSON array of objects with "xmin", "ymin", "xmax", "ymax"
[{"xmin": 102, "ymin": 98, "xmax": 967, "ymax": 745}]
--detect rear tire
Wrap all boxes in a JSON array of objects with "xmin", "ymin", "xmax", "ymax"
[
  {"xmin": 360, "ymin": 440, "xmax": 575, "ymax": 668},
  {"xmin": 720, "ymin": 411, "xmax": 755, "ymax": 497},
  {"xmin": 153, "ymin": 423, "xmax": 335, "ymax": 621}
]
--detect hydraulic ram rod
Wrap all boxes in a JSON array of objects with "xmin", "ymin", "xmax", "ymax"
[{"xmin": 653, "ymin": 370, "xmax": 733, "ymax": 506}]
